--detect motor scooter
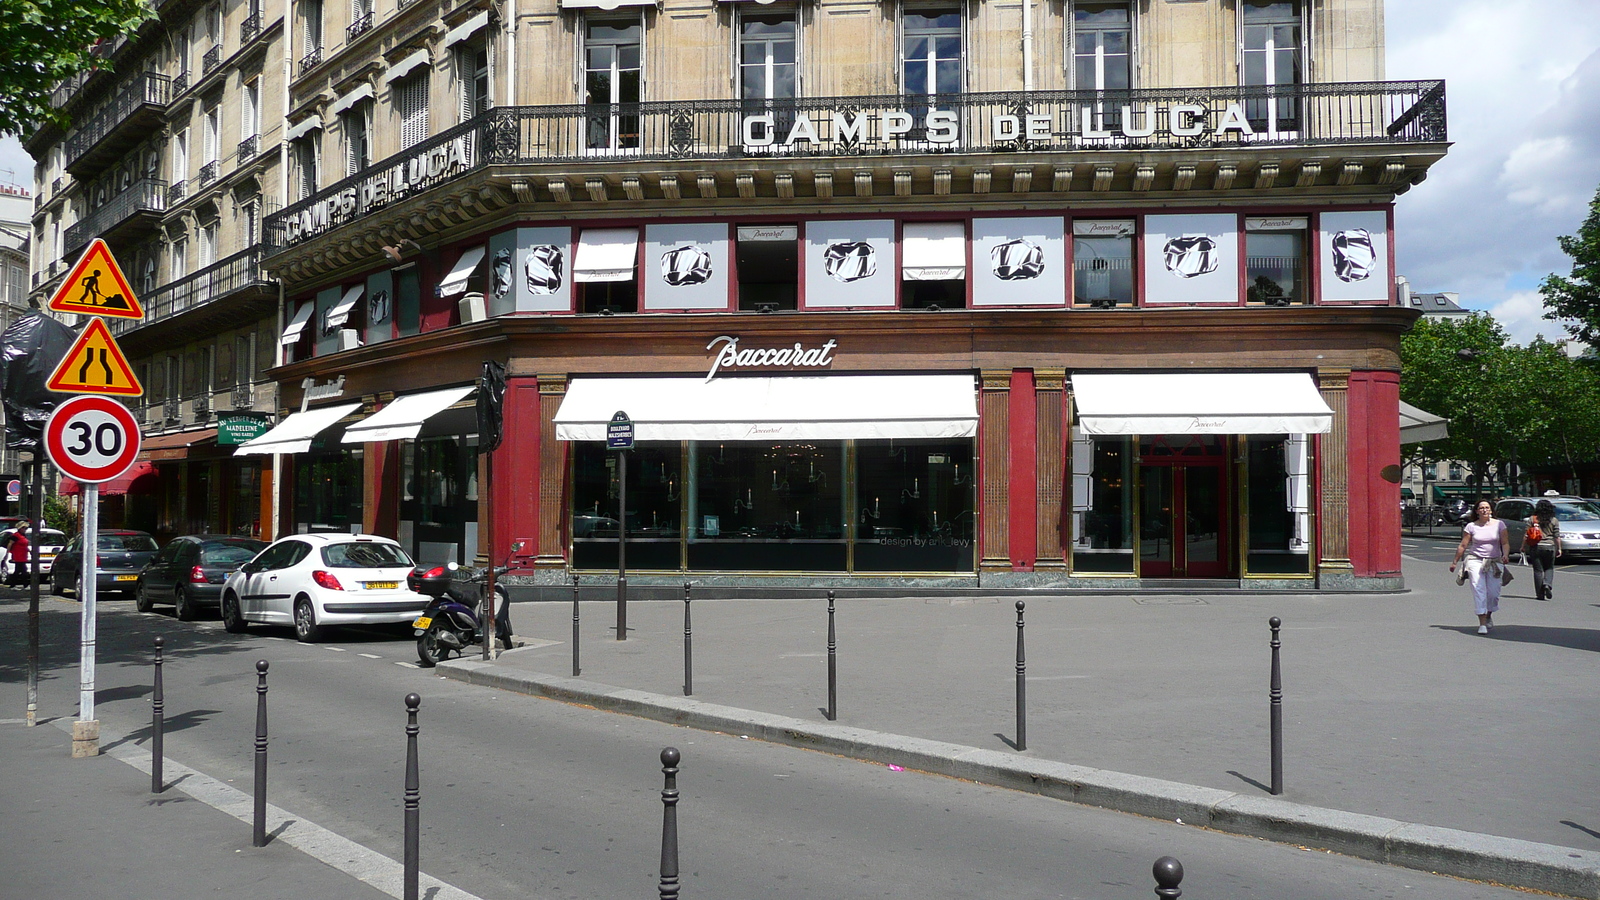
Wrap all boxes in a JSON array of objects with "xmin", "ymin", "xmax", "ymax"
[{"xmin": 411, "ymin": 549, "xmax": 519, "ymax": 667}]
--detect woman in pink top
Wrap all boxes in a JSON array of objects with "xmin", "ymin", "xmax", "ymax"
[{"xmin": 1449, "ymin": 500, "xmax": 1510, "ymax": 634}]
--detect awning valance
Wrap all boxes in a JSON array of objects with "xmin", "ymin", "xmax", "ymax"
[
  {"xmin": 279, "ymin": 302, "xmax": 315, "ymax": 346},
  {"xmin": 1400, "ymin": 401, "xmax": 1449, "ymax": 443},
  {"xmin": 326, "ymin": 285, "xmax": 364, "ymax": 329},
  {"xmin": 60, "ymin": 461, "xmax": 158, "ymax": 496},
  {"xmin": 234, "ymin": 403, "xmax": 361, "ymax": 456},
  {"xmin": 574, "ymin": 228, "xmax": 639, "ymax": 283},
  {"xmin": 902, "ymin": 222, "xmax": 966, "ymax": 281},
  {"xmin": 286, "ymin": 117, "xmax": 322, "ymax": 141},
  {"xmin": 342, "ymin": 385, "xmax": 475, "ymax": 444},
  {"xmin": 445, "ymin": 11, "xmax": 489, "ymax": 46},
  {"xmin": 438, "ymin": 245, "xmax": 485, "ymax": 298},
  {"xmin": 555, "ymin": 375, "xmax": 977, "ymax": 442},
  {"xmin": 384, "ymin": 49, "xmax": 431, "ymax": 84},
  {"xmin": 1073, "ymin": 372, "xmax": 1333, "ymax": 435},
  {"xmin": 330, "ymin": 84, "xmax": 374, "ymax": 116},
  {"xmin": 137, "ymin": 428, "xmax": 219, "ymax": 462}
]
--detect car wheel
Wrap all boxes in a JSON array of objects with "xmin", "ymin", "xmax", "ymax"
[
  {"xmin": 221, "ymin": 592, "xmax": 248, "ymax": 634},
  {"xmin": 293, "ymin": 597, "xmax": 323, "ymax": 643},
  {"xmin": 134, "ymin": 582, "xmax": 154, "ymax": 613},
  {"xmin": 174, "ymin": 585, "xmax": 196, "ymax": 621}
]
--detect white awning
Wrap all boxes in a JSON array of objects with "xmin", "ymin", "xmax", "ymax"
[
  {"xmin": 234, "ymin": 403, "xmax": 362, "ymax": 456},
  {"xmin": 555, "ymin": 375, "xmax": 978, "ymax": 441},
  {"xmin": 438, "ymin": 245, "xmax": 485, "ymax": 298},
  {"xmin": 1073, "ymin": 372, "xmax": 1334, "ymax": 435},
  {"xmin": 279, "ymin": 302, "xmax": 315, "ymax": 346},
  {"xmin": 1400, "ymin": 401, "xmax": 1449, "ymax": 443},
  {"xmin": 342, "ymin": 385, "xmax": 475, "ymax": 444},
  {"xmin": 574, "ymin": 228, "xmax": 639, "ymax": 283},
  {"xmin": 384, "ymin": 49, "xmax": 431, "ymax": 85},
  {"xmin": 559, "ymin": 0, "xmax": 653, "ymax": 8},
  {"xmin": 445, "ymin": 11, "xmax": 489, "ymax": 46},
  {"xmin": 902, "ymin": 222, "xmax": 966, "ymax": 281},
  {"xmin": 330, "ymin": 84, "xmax": 374, "ymax": 116},
  {"xmin": 325, "ymin": 285, "xmax": 363, "ymax": 329},
  {"xmin": 286, "ymin": 117, "xmax": 322, "ymax": 141}
]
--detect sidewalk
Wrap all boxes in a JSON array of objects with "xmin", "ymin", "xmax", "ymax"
[
  {"xmin": 0, "ymin": 716, "xmax": 402, "ymax": 900},
  {"xmin": 441, "ymin": 549, "xmax": 1600, "ymax": 898}
]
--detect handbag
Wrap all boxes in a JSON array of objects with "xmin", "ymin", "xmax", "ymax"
[
  {"xmin": 1500, "ymin": 563, "xmax": 1514, "ymax": 586},
  {"xmin": 1526, "ymin": 522, "xmax": 1544, "ymax": 545}
]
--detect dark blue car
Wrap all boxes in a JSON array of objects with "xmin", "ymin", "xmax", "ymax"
[{"xmin": 137, "ymin": 535, "xmax": 267, "ymax": 620}]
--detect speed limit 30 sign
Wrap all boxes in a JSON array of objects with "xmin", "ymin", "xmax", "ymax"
[{"xmin": 45, "ymin": 395, "xmax": 142, "ymax": 483}]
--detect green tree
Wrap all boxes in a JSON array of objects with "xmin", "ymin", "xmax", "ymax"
[
  {"xmin": 1400, "ymin": 314, "xmax": 1523, "ymax": 495},
  {"xmin": 1542, "ymin": 184, "xmax": 1600, "ymax": 347},
  {"xmin": 0, "ymin": 0, "xmax": 152, "ymax": 136}
]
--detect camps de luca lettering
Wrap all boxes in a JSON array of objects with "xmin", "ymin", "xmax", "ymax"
[
  {"xmin": 282, "ymin": 135, "xmax": 473, "ymax": 242},
  {"xmin": 739, "ymin": 101, "xmax": 1272, "ymax": 152},
  {"xmin": 705, "ymin": 335, "xmax": 837, "ymax": 381}
]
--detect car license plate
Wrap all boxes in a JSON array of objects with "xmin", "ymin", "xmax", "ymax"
[
  {"xmin": 41, "ymin": 554, "xmax": 54, "ymax": 560},
  {"xmin": 412, "ymin": 616, "xmax": 432, "ymax": 629},
  {"xmin": 365, "ymin": 581, "xmax": 399, "ymax": 590},
  {"xmin": 114, "ymin": 575, "xmax": 138, "ymax": 582}
]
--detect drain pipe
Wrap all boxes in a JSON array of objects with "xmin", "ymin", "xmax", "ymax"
[{"xmin": 1021, "ymin": 0, "xmax": 1033, "ymax": 92}]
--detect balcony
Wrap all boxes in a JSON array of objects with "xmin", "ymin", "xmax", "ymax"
[
  {"xmin": 202, "ymin": 45, "xmax": 222, "ymax": 75},
  {"xmin": 110, "ymin": 248, "xmax": 277, "ymax": 353},
  {"xmin": 62, "ymin": 177, "xmax": 167, "ymax": 255},
  {"xmin": 173, "ymin": 71, "xmax": 189, "ymax": 95},
  {"xmin": 167, "ymin": 180, "xmax": 187, "ymax": 204},
  {"xmin": 63, "ymin": 72, "xmax": 172, "ymax": 177},
  {"xmin": 164, "ymin": 398, "xmax": 182, "ymax": 426},
  {"xmin": 240, "ymin": 13, "xmax": 261, "ymax": 44},
  {"xmin": 232, "ymin": 381, "xmax": 255, "ymax": 409},
  {"xmin": 347, "ymin": 11, "xmax": 373, "ymax": 41},
  {"xmin": 266, "ymin": 80, "xmax": 1448, "ymax": 254},
  {"xmin": 199, "ymin": 160, "xmax": 220, "ymax": 187},
  {"xmin": 299, "ymin": 47, "xmax": 323, "ymax": 77},
  {"xmin": 238, "ymin": 135, "xmax": 260, "ymax": 163}
]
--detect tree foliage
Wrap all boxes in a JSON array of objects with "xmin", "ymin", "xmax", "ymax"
[
  {"xmin": 1542, "ymin": 183, "xmax": 1600, "ymax": 348},
  {"xmin": 0, "ymin": 0, "xmax": 152, "ymax": 137}
]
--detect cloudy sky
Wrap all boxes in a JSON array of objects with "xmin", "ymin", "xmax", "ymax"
[{"xmin": 3, "ymin": 1, "xmax": 1598, "ymax": 346}]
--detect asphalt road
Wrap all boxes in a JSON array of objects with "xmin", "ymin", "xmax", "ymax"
[{"xmin": 1, "ymin": 589, "xmax": 1543, "ymax": 900}]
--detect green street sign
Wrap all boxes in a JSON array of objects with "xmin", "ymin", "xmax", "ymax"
[{"xmin": 218, "ymin": 412, "xmax": 272, "ymax": 446}]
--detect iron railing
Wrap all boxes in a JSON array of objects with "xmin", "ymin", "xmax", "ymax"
[
  {"xmin": 193, "ymin": 394, "xmax": 211, "ymax": 419},
  {"xmin": 111, "ymin": 247, "xmax": 274, "ymax": 335},
  {"xmin": 266, "ymin": 81, "xmax": 1445, "ymax": 251},
  {"xmin": 241, "ymin": 13, "xmax": 261, "ymax": 44},
  {"xmin": 203, "ymin": 45, "xmax": 222, "ymax": 74},
  {"xmin": 164, "ymin": 397, "xmax": 182, "ymax": 425},
  {"xmin": 347, "ymin": 11, "xmax": 373, "ymax": 41},
  {"xmin": 199, "ymin": 160, "xmax": 220, "ymax": 186},
  {"xmin": 173, "ymin": 71, "xmax": 189, "ymax": 95},
  {"xmin": 238, "ymin": 135, "xmax": 260, "ymax": 162},
  {"xmin": 168, "ymin": 180, "xmax": 187, "ymax": 204},
  {"xmin": 63, "ymin": 177, "xmax": 167, "ymax": 252},
  {"xmin": 63, "ymin": 72, "xmax": 173, "ymax": 167},
  {"xmin": 51, "ymin": 177, "xmax": 62, "ymax": 194},
  {"xmin": 300, "ymin": 47, "xmax": 323, "ymax": 77},
  {"xmin": 233, "ymin": 382, "xmax": 256, "ymax": 409}
]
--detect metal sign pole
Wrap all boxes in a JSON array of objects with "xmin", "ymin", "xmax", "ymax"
[
  {"xmin": 25, "ymin": 456, "xmax": 40, "ymax": 727},
  {"xmin": 616, "ymin": 447, "xmax": 627, "ymax": 641},
  {"xmin": 75, "ymin": 482, "xmax": 100, "ymax": 756}
]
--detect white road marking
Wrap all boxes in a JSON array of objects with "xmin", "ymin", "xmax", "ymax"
[
  {"xmin": 359, "ymin": 653, "xmax": 382, "ymax": 659},
  {"xmin": 394, "ymin": 661, "xmax": 420, "ymax": 669},
  {"xmin": 326, "ymin": 646, "xmax": 347, "ymax": 652}
]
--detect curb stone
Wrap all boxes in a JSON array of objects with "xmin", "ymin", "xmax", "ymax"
[{"xmin": 437, "ymin": 658, "xmax": 1600, "ymax": 899}]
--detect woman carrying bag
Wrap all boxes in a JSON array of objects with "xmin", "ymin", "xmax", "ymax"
[
  {"xmin": 1524, "ymin": 498, "xmax": 1561, "ymax": 600},
  {"xmin": 1449, "ymin": 500, "xmax": 1510, "ymax": 634}
]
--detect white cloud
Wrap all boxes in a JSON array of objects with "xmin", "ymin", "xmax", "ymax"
[{"xmin": 1487, "ymin": 290, "xmax": 1570, "ymax": 346}]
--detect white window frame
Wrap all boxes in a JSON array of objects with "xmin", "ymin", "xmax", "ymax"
[
  {"xmin": 302, "ymin": 0, "xmax": 324, "ymax": 51},
  {"xmin": 241, "ymin": 199, "xmax": 261, "ymax": 249},
  {"xmin": 457, "ymin": 42, "xmax": 490, "ymax": 122},
  {"xmin": 292, "ymin": 135, "xmax": 320, "ymax": 199},
  {"xmin": 736, "ymin": 6, "xmax": 798, "ymax": 102},
  {"xmin": 897, "ymin": 4, "xmax": 964, "ymax": 97},
  {"xmin": 1068, "ymin": 1, "xmax": 1136, "ymax": 91},
  {"xmin": 241, "ymin": 79, "xmax": 260, "ymax": 140},
  {"xmin": 172, "ymin": 129, "xmax": 189, "ymax": 183},
  {"xmin": 171, "ymin": 238, "xmax": 188, "ymax": 279},
  {"xmin": 203, "ymin": 105, "xmax": 220, "ymax": 164},
  {"xmin": 199, "ymin": 221, "xmax": 217, "ymax": 267},
  {"xmin": 1237, "ymin": 0, "xmax": 1307, "ymax": 134},
  {"xmin": 579, "ymin": 14, "xmax": 644, "ymax": 154}
]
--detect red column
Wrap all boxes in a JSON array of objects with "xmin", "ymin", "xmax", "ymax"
[
  {"xmin": 1346, "ymin": 371, "xmax": 1401, "ymax": 578},
  {"xmin": 1008, "ymin": 369, "xmax": 1037, "ymax": 570},
  {"xmin": 498, "ymin": 376, "xmax": 543, "ymax": 566}
]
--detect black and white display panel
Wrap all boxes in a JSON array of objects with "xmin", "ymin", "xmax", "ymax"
[
  {"xmin": 364, "ymin": 269, "xmax": 393, "ymax": 344},
  {"xmin": 1317, "ymin": 210, "xmax": 1388, "ymax": 302},
  {"xmin": 644, "ymin": 223, "xmax": 730, "ymax": 311},
  {"xmin": 970, "ymin": 216, "xmax": 1066, "ymax": 307},
  {"xmin": 486, "ymin": 226, "xmax": 571, "ymax": 314},
  {"xmin": 313, "ymin": 286, "xmax": 342, "ymax": 356},
  {"xmin": 1143, "ymin": 213, "xmax": 1240, "ymax": 304},
  {"xmin": 802, "ymin": 219, "xmax": 895, "ymax": 309}
]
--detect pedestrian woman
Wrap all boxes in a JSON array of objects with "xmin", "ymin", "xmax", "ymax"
[
  {"xmin": 1523, "ymin": 498, "xmax": 1562, "ymax": 601},
  {"xmin": 1449, "ymin": 500, "xmax": 1510, "ymax": 634},
  {"xmin": 8, "ymin": 524, "xmax": 30, "ymax": 586}
]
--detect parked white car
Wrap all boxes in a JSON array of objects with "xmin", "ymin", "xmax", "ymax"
[{"xmin": 220, "ymin": 533, "xmax": 429, "ymax": 642}]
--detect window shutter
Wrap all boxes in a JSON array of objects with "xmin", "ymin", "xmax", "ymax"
[
  {"xmin": 399, "ymin": 74, "xmax": 430, "ymax": 149},
  {"xmin": 242, "ymin": 83, "xmax": 257, "ymax": 138}
]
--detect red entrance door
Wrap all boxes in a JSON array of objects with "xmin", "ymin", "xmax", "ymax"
[{"xmin": 1137, "ymin": 436, "xmax": 1232, "ymax": 578}]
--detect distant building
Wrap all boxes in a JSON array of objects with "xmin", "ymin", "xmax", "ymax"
[{"xmin": 0, "ymin": 181, "xmax": 33, "ymax": 496}]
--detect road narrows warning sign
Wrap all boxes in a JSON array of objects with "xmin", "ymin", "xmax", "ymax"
[
  {"xmin": 47, "ymin": 317, "xmax": 143, "ymax": 396},
  {"xmin": 47, "ymin": 239, "xmax": 145, "ymax": 319}
]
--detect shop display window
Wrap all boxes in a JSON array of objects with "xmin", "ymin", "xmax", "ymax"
[
  {"xmin": 688, "ymin": 441, "xmax": 845, "ymax": 571},
  {"xmin": 736, "ymin": 225, "xmax": 798, "ymax": 311},
  {"xmin": 395, "ymin": 266, "xmax": 421, "ymax": 337},
  {"xmin": 294, "ymin": 439, "xmax": 362, "ymax": 535},
  {"xmin": 1072, "ymin": 224, "xmax": 1135, "ymax": 308},
  {"xmin": 1245, "ymin": 218, "xmax": 1308, "ymax": 306},
  {"xmin": 1245, "ymin": 435, "xmax": 1312, "ymax": 574},
  {"xmin": 853, "ymin": 440, "xmax": 974, "ymax": 572},
  {"xmin": 572, "ymin": 442, "xmax": 683, "ymax": 570},
  {"xmin": 400, "ymin": 431, "xmax": 481, "ymax": 568},
  {"xmin": 1071, "ymin": 436, "xmax": 1133, "ymax": 573}
]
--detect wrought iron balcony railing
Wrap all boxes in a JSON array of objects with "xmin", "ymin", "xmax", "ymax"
[
  {"xmin": 173, "ymin": 71, "xmax": 189, "ymax": 95},
  {"xmin": 110, "ymin": 247, "xmax": 274, "ymax": 336},
  {"xmin": 232, "ymin": 381, "xmax": 255, "ymax": 409},
  {"xmin": 164, "ymin": 398, "xmax": 182, "ymax": 425},
  {"xmin": 238, "ymin": 135, "xmax": 260, "ymax": 162},
  {"xmin": 199, "ymin": 160, "xmax": 220, "ymax": 186},
  {"xmin": 51, "ymin": 177, "xmax": 62, "ymax": 194},
  {"xmin": 203, "ymin": 45, "xmax": 222, "ymax": 74},
  {"xmin": 63, "ymin": 72, "xmax": 172, "ymax": 167},
  {"xmin": 347, "ymin": 11, "xmax": 373, "ymax": 41},
  {"xmin": 299, "ymin": 47, "xmax": 323, "ymax": 77},
  {"xmin": 167, "ymin": 180, "xmax": 187, "ymax": 204},
  {"xmin": 240, "ymin": 13, "xmax": 261, "ymax": 44},
  {"xmin": 193, "ymin": 393, "xmax": 211, "ymax": 419},
  {"xmin": 62, "ymin": 177, "xmax": 167, "ymax": 253},
  {"xmin": 265, "ymin": 81, "xmax": 1447, "ymax": 252}
]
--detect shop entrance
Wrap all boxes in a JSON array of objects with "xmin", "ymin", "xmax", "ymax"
[{"xmin": 1137, "ymin": 435, "xmax": 1232, "ymax": 578}]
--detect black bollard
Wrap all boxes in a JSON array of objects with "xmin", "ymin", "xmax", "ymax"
[
  {"xmin": 252, "ymin": 660, "xmax": 269, "ymax": 847},
  {"xmin": 404, "ymin": 693, "xmax": 421, "ymax": 900},
  {"xmin": 1269, "ymin": 616, "xmax": 1283, "ymax": 796},
  {"xmin": 1015, "ymin": 600, "xmax": 1027, "ymax": 751},
  {"xmin": 826, "ymin": 591, "xmax": 836, "ymax": 721},
  {"xmin": 658, "ymin": 747, "xmax": 681, "ymax": 900},
  {"xmin": 682, "ymin": 583, "xmax": 693, "ymax": 697},
  {"xmin": 151, "ymin": 636, "xmax": 164, "ymax": 794},
  {"xmin": 572, "ymin": 574, "xmax": 581, "ymax": 677},
  {"xmin": 1153, "ymin": 856, "xmax": 1183, "ymax": 900}
]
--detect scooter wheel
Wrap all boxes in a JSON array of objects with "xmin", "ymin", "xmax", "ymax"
[{"xmin": 417, "ymin": 623, "xmax": 450, "ymax": 668}]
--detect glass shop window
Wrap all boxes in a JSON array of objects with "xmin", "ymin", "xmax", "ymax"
[
  {"xmin": 571, "ymin": 442, "xmax": 683, "ymax": 571},
  {"xmin": 686, "ymin": 442, "xmax": 846, "ymax": 572},
  {"xmin": 294, "ymin": 439, "xmax": 363, "ymax": 534},
  {"xmin": 1245, "ymin": 217, "xmax": 1308, "ymax": 305},
  {"xmin": 736, "ymin": 225, "xmax": 799, "ymax": 311},
  {"xmin": 854, "ymin": 440, "xmax": 974, "ymax": 572},
  {"xmin": 1071, "ymin": 220, "xmax": 1134, "ymax": 308},
  {"xmin": 901, "ymin": 222, "xmax": 966, "ymax": 310},
  {"xmin": 1245, "ymin": 435, "xmax": 1311, "ymax": 574},
  {"xmin": 1071, "ymin": 435, "xmax": 1133, "ymax": 573},
  {"xmin": 575, "ymin": 227, "xmax": 640, "ymax": 314}
]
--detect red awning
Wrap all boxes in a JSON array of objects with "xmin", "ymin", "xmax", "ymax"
[{"xmin": 59, "ymin": 461, "xmax": 159, "ymax": 496}]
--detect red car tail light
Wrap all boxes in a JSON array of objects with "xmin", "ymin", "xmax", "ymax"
[
  {"xmin": 312, "ymin": 570, "xmax": 345, "ymax": 591},
  {"xmin": 189, "ymin": 565, "xmax": 208, "ymax": 584}
]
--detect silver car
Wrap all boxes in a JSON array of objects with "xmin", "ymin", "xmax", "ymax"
[{"xmin": 1494, "ymin": 497, "xmax": 1600, "ymax": 560}]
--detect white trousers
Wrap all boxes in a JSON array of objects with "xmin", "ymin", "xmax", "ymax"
[{"xmin": 1465, "ymin": 556, "xmax": 1501, "ymax": 616}]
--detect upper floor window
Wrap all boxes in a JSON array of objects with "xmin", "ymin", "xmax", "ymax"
[
  {"xmin": 241, "ymin": 80, "xmax": 261, "ymax": 139},
  {"xmin": 241, "ymin": 199, "xmax": 261, "ymax": 249},
  {"xmin": 740, "ymin": 11, "xmax": 796, "ymax": 103},
  {"xmin": 584, "ymin": 20, "xmax": 642, "ymax": 152},
  {"xmin": 203, "ymin": 105, "xmax": 221, "ymax": 164},
  {"xmin": 302, "ymin": 0, "xmax": 324, "ymax": 51},
  {"xmin": 396, "ymin": 73, "xmax": 430, "ymax": 150},
  {"xmin": 172, "ymin": 129, "xmax": 189, "ymax": 183},
  {"xmin": 199, "ymin": 220, "xmax": 218, "ymax": 267},
  {"xmin": 459, "ymin": 45, "xmax": 489, "ymax": 120},
  {"xmin": 343, "ymin": 102, "xmax": 372, "ymax": 175},
  {"xmin": 1072, "ymin": 220, "xmax": 1134, "ymax": 308},
  {"xmin": 292, "ymin": 135, "xmax": 320, "ymax": 199},
  {"xmin": 1245, "ymin": 216, "xmax": 1307, "ymax": 306},
  {"xmin": 901, "ymin": 8, "xmax": 961, "ymax": 96},
  {"xmin": 1073, "ymin": 2, "xmax": 1131, "ymax": 91},
  {"xmin": 171, "ymin": 238, "xmax": 188, "ymax": 280},
  {"xmin": 1241, "ymin": 0, "xmax": 1302, "ymax": 132}
]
